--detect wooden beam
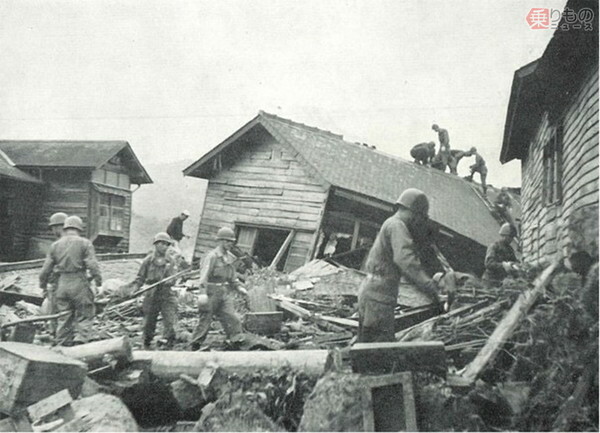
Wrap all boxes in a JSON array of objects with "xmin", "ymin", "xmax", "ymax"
[
  {"xmin": 460, "ymin": 261, "xmax": 560, "ymax": 384},
  {"xmin": 351, "ymin": 341, "xmax": 447, "ymax": 377},
  {"xmin": 333, "ymin": 189, "xmax": 394, "ymax": 212},
  {"xmin": 269, "ymin": 229, "xmax": 296, "ymax": 269},
  {"xmin": 351, "ymin": 220, "xmax": 360, "ymax": 250}
]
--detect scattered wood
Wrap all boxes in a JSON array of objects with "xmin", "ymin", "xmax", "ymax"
[
  {"xmin": 292, "ymin": 280, "xmax": 314, "ymax": 291},
  {"xmin": 54, "ymin": 393, "xmax": 138, "ymax": 432},
  {"xmin": 0, "ymin": 311, "xmax": 70, "ymax": 329},
  {"xmin": 460, "ymin": 261, "xmax": 560, "ymax": 384},
  {"xmin": 0, "ymin": 274, "xmax": 20, "ymax": 291},
  {"xmin": 132, "ymin": 349, "xmax": 336, "ymax": 380},
  {"xmin": 394, "ymin": 304, "xmax": 439, "ymax": 332},
  {"xmin": 58, "ymin": 336, "xmax": 133, "ymax": 370},
  {"xmin": 360, "ymin": 372, "xmax": 418, "ymax": 432},
  {"xmin": 269, "ymin": 295, "xmax": 348, "ymax": 332},
  {"xmin": 0, "ymin": 342, "xmax": 87, "ymax": 415},
  {"xmin": 350, "ymin": 341, "xmax": 447, "ymax": 377},
  {"xmin": 170, "ymin": 379, "xmax": 204, "ymax": 412},
  {"xmin": 7, "ymin": 323, "xmax": 36, "ymax": 343}
]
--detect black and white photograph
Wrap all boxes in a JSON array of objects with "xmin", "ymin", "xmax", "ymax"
[{"xmin": 0, "ymin": 0, "xmax": 597, "ymax": 431}]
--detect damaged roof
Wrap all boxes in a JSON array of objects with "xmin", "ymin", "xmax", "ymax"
[
  {"xmin": 0, "ymin": 140, "xmax": 152, "ymax": 184},
  {"xmin": 0, "ymin": 150, "xmax": 43, "ymax": 184},
  {"xmin": 185, "ymin": 112, "xmax": 501, "ymax": 247}
]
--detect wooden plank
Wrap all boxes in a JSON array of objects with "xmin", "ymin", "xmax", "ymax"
[
  {"xmin": 351, "ymin": 341, "xmax": 446, "ymax": 377},
  {"xmin": 27, "ymin": 389, "xmax": 73, "ymax": 423},
  {"xmin": 460, "ymin": 261, "xmax": 560, "ymax": 384},
  {"xmin": 269, "ymin": 230, "xmax": 295, "ymax": 269}
]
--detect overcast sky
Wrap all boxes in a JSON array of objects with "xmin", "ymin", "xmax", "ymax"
[{"xmin": 0, "ymin": 0, "xmax": 567, "ymax": 187}]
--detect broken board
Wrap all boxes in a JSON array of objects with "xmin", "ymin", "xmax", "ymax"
[{"xmin": 0, "ymin": 342, "xmax": 87, "ymax": 415}]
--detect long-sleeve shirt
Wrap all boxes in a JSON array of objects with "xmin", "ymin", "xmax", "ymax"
[
  {"xmin": 166, "ymin": 217, "xmax": 185, "ymax": 241},
  {"xmin": 470, "ymin": 153, "xmax": 488, "ymax": 174},
  {"xmin": 198, "ymin": 246, "xmax": 240, "ymax": 289},
  {"xmin": 361, "ymin": 209, "xmax": 438, "ymax": 305},
  {"xmin": 482, "ymin": 240, "xmax": 517, "ymax": 284},
  {"xmin": 133, "ymin": 252, "xmax": 177, "ymax": 290},
  {"xmin": 39, "ymin": 234, "xmax": 102, "ymax": 289},
  {"xmin": 437, "ymin": 129, "xmax": 450, "ymax": 150}
]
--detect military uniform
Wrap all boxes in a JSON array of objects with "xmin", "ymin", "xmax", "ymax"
[
  {"xmin": 190, "ymin": 246, "xmax": 243, "ymax": 348},
  {"xmin": 482, "ymin": 240, "xmax": 517, "ymax": 287},
  {"xmin": 410, "ymin": 143, "xmax": 435, "ymax": 165},
  {"xmin": 469, "ymin": 153, "xmax": 488, "ymax": 194},
  {"xmin": 39, "ymin": 235, "xmax": 102, "ymax": 345},
  {"xmin": 358, "ymin": 209, "xmax": 439, "ymax": 342},
  {"xmin": 134, "ymin": 252, "xmax": 178, "ymax": 347}
]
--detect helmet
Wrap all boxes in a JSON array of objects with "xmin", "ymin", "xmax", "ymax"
[
  {"xmin": 63, "ymin": 216, "xmax": 84, "ymax": 231},
  {"xmin": 469, "ymin": 147, "xmax": 477, "ymax": 153},
  {"xmin": 499, "ymin": 223, "xmax": 515, "ymax": 237},
  {"xmin": 153, "ymin": 232, "xmax": 172, "ymax": 245},
  {"xmin": 181, "ymin": 210, "xmax": 191, "ymax": 217},
  {"xmin": 396, "ymin": 188, "xmax": 429, "ymax": 215},
  {"xmin": 431, "ymin": 124, "xmax": 439, "ymax": 130},
  {"xmin": 216, "ymin": 227, "xmax": 236, "ymax": 241},
  {"xmin": 428, "ymin": 141, "xmax": 436, "ymax": 148},
  {"xmin": 48, "ymin": 212, "xmax": 68, "ymax": 227}
]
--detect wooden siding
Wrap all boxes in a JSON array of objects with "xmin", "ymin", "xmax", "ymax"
[
  {"xmin": 0, "ymin": 179, "xmax": 43, "ymax": 261},
  {"xmin": 520, "ymin": 67, "xmax": 599, "ymax": 265},
  {"xmin": 193, "ymin": 137, "xmax": 328, "ymax": 270}
]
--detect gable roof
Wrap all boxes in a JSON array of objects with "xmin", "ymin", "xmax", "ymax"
[
  {"xmin": 185, "ymin": 111, "xmax": 501, "ymax": 247},
  {"xmin": 0, "ymin": 151, "xmax": 42, "ymax": 184},
  {"xmin": 0, "ymin": 140, "xmax": 152, "ymax": 184},
  {"xmin": 501, "ymin": 0, "xmax": 598, "ymax": 163}
]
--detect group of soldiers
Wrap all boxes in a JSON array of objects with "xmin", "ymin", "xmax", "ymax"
[
  {"xmin": 38, "ymin": 212, "xmax": 247, "ymax": 350},
  {"xmin": 39, "ymin": 187, "xmax": 519, "ymax": 349},
  {"xmin": 410, "ymin": 124, "xmax": 489, "ymax": 195}
]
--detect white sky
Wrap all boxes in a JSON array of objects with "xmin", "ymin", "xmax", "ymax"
[{"xmin": 0, "ymin": 0, "xmax": 567, "ymax": 187}]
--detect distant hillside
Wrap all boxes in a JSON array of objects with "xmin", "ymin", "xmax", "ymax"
[{"xmin": 129, "ymin": 159, "xmax": 207, "ymax": 259}]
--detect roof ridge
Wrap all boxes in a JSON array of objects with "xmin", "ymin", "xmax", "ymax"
[{"xmin": 258, "ymin": 110, "xmax": 344, "ymax": 140}]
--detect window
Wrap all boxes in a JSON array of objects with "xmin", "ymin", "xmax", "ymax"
[
  {"xmin": 543, "ymin": 126, "xmax": 563, "ymax": 205},
  {"xmin": 98, "ymin": 193, "xmax": 126, "ymax": 233},
  {"xmin": 91, "ymin": 169, "xmax": 130, "ymax": 189}
]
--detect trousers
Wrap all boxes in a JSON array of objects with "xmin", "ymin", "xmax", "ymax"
[
  {"xmin": 357, "ymin": 293, "xmax": 396, "ymax": 343},
  {"xmin": 190, "ymin": 283, "xmax": 242, "ymax": 347},
  {"xmin": 142, "ymin": 287, "xmax": 178, "ymax": 345},
  {"xmin": 55, "ymin": 273, "xmax": 95, "ymax": 346}
]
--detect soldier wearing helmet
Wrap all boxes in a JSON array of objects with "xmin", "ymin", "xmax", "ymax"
[
  {"xmin": 48, "ymin": 212, "xmax": 68, "ymax": 238},
  {"xmin": 357, "ymin": 188, "xmax": 443, "ymax": 343},
  {"xmin": 43, "ymin": 212, "xmax": 68, "ymax": 336},
  {"xmin": 190, "ymin": 226, "xmax": 246, "ymax": 350},
  {"xmin": 482, "ymin": 223, "xmax": 519, "ymax": 288},
  {"xmin": 133, "ymin": 232, "xmax": 178, "ymax": 349},
  {"xmin": 465, "ymin": 147, "xmax": 488, "ymax": 196},
  {"xmin": 39, "ymin": 215, "xmax": 102, "ymax": 346}
]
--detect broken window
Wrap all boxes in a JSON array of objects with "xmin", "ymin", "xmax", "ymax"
[
  {"xmin": 235, "ymin": 225, "xmax": 293, "ymax": 270},
  {"xmin": 543, "ymin": 126, "xmax": 563, "ymax": 205}
]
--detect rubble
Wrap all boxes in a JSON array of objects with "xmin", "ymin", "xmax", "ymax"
[{"xmin": 0, "ymin": 255, "xmax": 596, "ymax": 431}]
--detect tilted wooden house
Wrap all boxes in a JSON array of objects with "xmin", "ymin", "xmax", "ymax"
[
  {"xmin": 184, "ymin": 111, "xmax": 502, "ymax": 275},
  {"xmin": 501, "ymin": 0, "xmax": 598, "ymax": 266},
  {"xmin": 0, "ymin": 141, "xmax": 152, "ymax": 260}
]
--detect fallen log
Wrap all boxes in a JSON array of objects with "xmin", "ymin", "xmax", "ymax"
[
  {"xmin": 132, "ymin": 349, "xmax": 336, "ymax": 380},
  {"xmin": 460, "ymin": 261, "xmax": 560, "ymax": 384},
  {"xmin": 58, "ymin": 336, "xmax": 133, "ymax": 370},
  {"xmin": 0, "ymin": 311, "xmax": 70, "ymax": 329}
]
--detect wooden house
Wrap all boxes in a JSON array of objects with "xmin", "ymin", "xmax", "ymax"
[
  {"xmin": 501, "ymin": 0, "xmax": 598, "ymax": 267},
  {"xmin": 184, "ymin": 111, "xmax": 503, "ymax": 275},
  {"xmin": 0, "ymin": 141, "xmax": 152, "ymax": 260}
]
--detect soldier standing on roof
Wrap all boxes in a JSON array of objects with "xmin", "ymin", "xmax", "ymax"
[
  {"xmin": 465, "ymin": 147, "xmax": 488, "ymax": 196},
  {"xmin": 39, "ymin": 216, "xmax": 102, "ymax": 346},
  {"xmin": 410, "ymin": 142, "xmax": 436, "ymax": 166},
  {"xmin": 133, "ymin": 232, "xmax": 179, "ymax": 350},
  {"xmin": 44, "ymin": 212, "xmax": 68, "ymax": 336},
  {"xmin": 482, "ymin": 223, "xmax": 519, "ymax": 288},
  {"xmin": 432, "ymin": 124, "xmax": 451, "ymax": 171},
  {"xmin": 190, "ymin": 227, "xmax": 248, "ymax": 350},
  {"xmin": 357, "ymin": 188, "xmax": 446, "ymax": 343}
]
